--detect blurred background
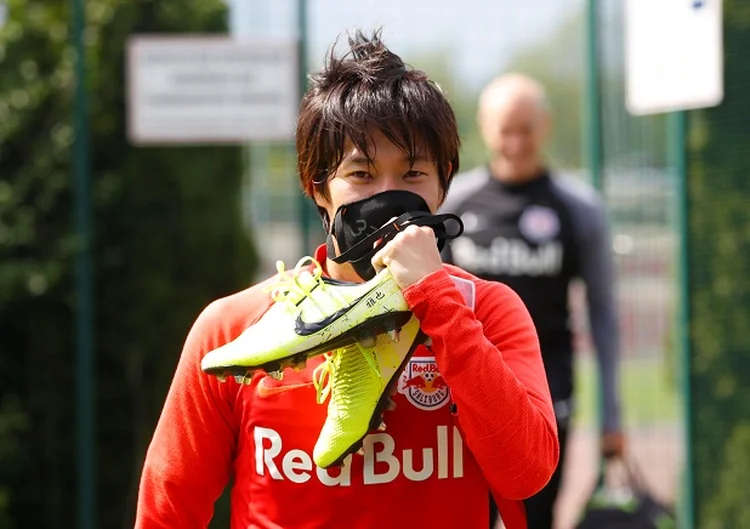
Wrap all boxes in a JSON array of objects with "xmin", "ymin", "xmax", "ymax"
[{"xmin": 0, "ymin": 0, "xmax": 747, "ymax": 528}]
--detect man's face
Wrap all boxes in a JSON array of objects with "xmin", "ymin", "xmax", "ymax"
[
  {"xmin": 480, "ymin": 95, "xmax": 550, "ymax": 183},
  {"xmin": 315, "ymin": 128, "xmax": 444, "ymax": 225}
]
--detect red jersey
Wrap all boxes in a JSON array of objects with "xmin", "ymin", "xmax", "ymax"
[{"xmin": 135, "ymin": 245, "xmax": 558, "ymax": 529}]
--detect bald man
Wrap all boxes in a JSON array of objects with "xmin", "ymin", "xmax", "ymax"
[{"xmin": 440, "ymin": 74, "xmax": 624, "ymax": 529}]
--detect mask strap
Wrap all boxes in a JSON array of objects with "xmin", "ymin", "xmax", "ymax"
[{"xmin": 330, "ymin": 211, "xmax": 464, "ymax": 265}]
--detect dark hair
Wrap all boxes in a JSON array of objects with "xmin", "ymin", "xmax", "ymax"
[{"xmin": 296, "ymin": 29, "xmax": 460, "ymax": 204}]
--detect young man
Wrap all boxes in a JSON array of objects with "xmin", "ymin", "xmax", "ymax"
[
  {"xmin": 440, "ymin": 74, "xmax": 624, "ymax": 529},
  {"xmin": 135, "ymin": 32, "xmax": 558, "ymax": 529}
]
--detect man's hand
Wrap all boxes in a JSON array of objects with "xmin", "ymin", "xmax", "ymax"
[
  {"xmin": 371, "ymin": 225, "xmax": 444, "ymax": 290},
  {"xmin": 601, "ymin": 430, "xmax": 625, "ymax": 459}
]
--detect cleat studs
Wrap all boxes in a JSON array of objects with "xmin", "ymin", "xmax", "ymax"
[
  {"xmin": 268, "ymin": 370, "xmax": 284, "ymax": 380},
  {"xmin": 387, "ymin": 329, "xmax": 400, "ymax": 343},
  {"xmin": 356, "ymin": 447, "xmax": 366, "ymax": 457},
  {"xmin": 377, "ymin": 421, "xmax": 387, "ymax": 432},
  {"xmin": 241, "ymin": 376, "xmax": 253, "ymax": 385},
  {"xmin": 216, "ymin": 374, "xmax": 227, "ymax": 383}
]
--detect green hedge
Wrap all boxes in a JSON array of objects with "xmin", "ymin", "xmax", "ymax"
[
  {"xmin": 687, "ymin": 1, "xmax": 750, "ymax": 526},
  {"xmin": 0, "ymin": 1, "xmax": 256, "ymax": 527}
]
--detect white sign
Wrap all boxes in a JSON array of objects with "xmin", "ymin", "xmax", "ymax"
[
  {"xmin": 625, "ymin": 0, "xmax": 723, "ymax": 116},
  {"xmin": 127, "ymin": 36, "xmax": 298, "ymax": 144}
]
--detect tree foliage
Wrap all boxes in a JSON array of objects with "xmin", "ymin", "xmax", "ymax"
[
  {"xmin": 502, "ymin": 9, "xmax": 585, "ymax": 170},
  {"xmin": 408, "ymin": 9, "xmax": 589, "ymax": 174},
  {"xmin": 0, "ymin": 0, "xmax": 256, "ymax": 527},
  {"xmin": 687, "ymin": 1, "xmax": 750, "ymax": 526}
]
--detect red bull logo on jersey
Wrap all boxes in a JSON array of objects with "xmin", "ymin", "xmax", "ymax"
[
  {"xmin": 397, "ymin": 356, "xmax": 451, "ymax": 411},
  {"xmin": 450, "ymin": 236, "xmax": 563, "ymax": 276},
  {"xmin": 254, "ymin": 425, "xmax": 464, "ymax": 486}
]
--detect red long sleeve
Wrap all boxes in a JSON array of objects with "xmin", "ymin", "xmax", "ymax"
[
  {"xmin": 403, "ymin": 266, "xmax": 559, "ymax": 500},
  {"xmin": 134, "ymin": 284, "xmax": 273, "ymax": 529},
  {"xmin": 135, "ymin": 302, "xmax": 238, "ymax": 528}
]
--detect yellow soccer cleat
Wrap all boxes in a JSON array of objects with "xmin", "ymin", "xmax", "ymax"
[
  {"xmin": 201, "ymin": 256, "xmax": 412, "ymax": 378},
  {"xmin": 311, "ymin": 315, "xmax": 425, "ymax": 469}
]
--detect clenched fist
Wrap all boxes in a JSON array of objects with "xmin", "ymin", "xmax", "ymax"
[{"xmin": 371, "ymin": 225, "xmax": 444, "ymax": 289}]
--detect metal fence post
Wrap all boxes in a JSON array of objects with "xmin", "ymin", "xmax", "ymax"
[
  {"xmin": 584, "ymin": 0, "xmax": 603, "ymax": 193},
  {"xmin": 668, "ymin": 109, "xmax": 695, "ymax": 529},
  {"xmin": 296, "ymin": 0, "xmax": 313, "ymax": 254},
  {"xmin": 72, "ymin": 0, "xmax": 95, "ymax": 526},
  {"xmin": 583, "ymin": 0, "xmax": 606, "ymax": 450}
]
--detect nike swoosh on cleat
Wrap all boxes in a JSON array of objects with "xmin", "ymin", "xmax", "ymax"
[
  {"xmin": 256, "ymin": 377, "xmax": 315, "ymax": 398},
  {"xmin": 293, "ymin": 283, "xmax": 387, "ymax": 336}
]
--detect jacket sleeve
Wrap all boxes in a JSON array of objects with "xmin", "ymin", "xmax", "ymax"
[
  {"xmin": 134, "ymin": 301, "xmax": 240, "ymax": 529},
  {"xmin": 574, "ymin": 198, "xmax": 622, "ymax": 433},
  {"xmin": 403, "ymin": 268, "xmax": 558, "ymax": 500}
]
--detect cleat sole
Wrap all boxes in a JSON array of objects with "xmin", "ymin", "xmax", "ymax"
[{"xmin": 203, "ymin": 311, "xmax": 413, "ymax": 378}]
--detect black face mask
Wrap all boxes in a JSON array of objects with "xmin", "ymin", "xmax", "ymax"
[{"xmin": 325, "ymin": 190, "xmax": 464, "ymax": 281}]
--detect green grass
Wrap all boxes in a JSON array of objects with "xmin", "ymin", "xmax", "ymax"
[{"xmin": 572, "ymin": 355, "xmax": 681, "ymax": 428}]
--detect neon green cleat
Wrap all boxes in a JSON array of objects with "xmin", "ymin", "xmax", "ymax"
[
  {"xmin": 201, "ymin": 256, "xmax": 412, "ymax": 378},
  {"xmin": 311, "ymin": 315, "xmax": 425, "ymax": 469}
]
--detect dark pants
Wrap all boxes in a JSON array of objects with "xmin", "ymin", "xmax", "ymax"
[{"xmin": 490, "ymin": 421, "xmax": 570, "ymax": 529}]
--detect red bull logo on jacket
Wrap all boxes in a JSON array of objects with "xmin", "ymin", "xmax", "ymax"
[{"xmin": 397, "ymin": 356, "xmax": 451, "ymax": 411}]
